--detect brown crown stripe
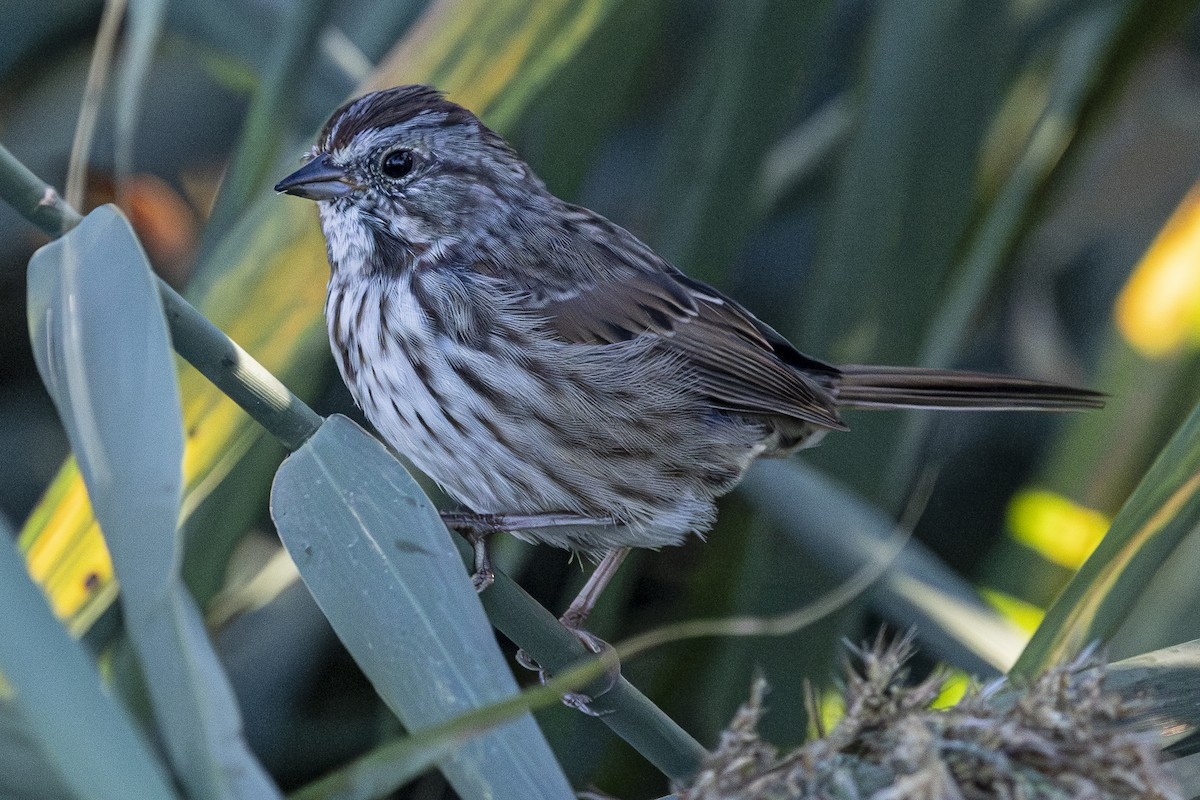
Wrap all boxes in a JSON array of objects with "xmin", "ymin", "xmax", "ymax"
[{"xmin": 321, "ymin": 85, "xmax": 475, "ymax": 152}]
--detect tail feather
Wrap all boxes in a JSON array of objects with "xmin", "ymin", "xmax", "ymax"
[{"xmin": 834, "ymin": 365, "xmax": 1105, "ymax": 412}]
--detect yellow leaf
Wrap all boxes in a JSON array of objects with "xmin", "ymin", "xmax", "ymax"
[{"xmin": 1115, "ymin": 182, "xmax": 1200, "ymax": 357}]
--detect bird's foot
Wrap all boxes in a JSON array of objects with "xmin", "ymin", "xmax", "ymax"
[
  {"xmin": 515, "ymin": 626, "xmax": 620, "ymax": 717},
  {"xmin": 439, "ymin": 513, "xmax": 496, "ymax": 593}
]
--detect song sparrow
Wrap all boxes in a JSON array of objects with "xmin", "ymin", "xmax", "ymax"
[{"xmin": 276, "ymin": 85, "xmax": 1101, "ymax": 630}]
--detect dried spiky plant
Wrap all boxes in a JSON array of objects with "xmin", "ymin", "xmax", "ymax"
[{"xmin": 678, "ymin": 634, "xmax": 1179, "ymax": 800}]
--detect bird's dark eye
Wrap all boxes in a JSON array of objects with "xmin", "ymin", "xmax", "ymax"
[{"xmin": 380, "ymin": 149, "xmax": 415, "ymax": 180}]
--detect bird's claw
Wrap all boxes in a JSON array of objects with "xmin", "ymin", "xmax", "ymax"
[
  {"xmin": 470, "ymin": 566, "xmax": 494, "ymax": 593},
  {"xmin": 515, "ymin": 629, "xmax": 620, "ymax": 716},
  {"xmin": 514, "ymin": 647, "xmax": 542, "ymax": 673}
]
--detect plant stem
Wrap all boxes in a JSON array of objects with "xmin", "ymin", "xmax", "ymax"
[
  {"xmin": 158, "ymin": 283, "xmax": 324, "ymax": 450},
  {"xmin": 66, "ymin": 0, "xmax": 127, "ymax": 210},
  {"xmin": 0, "ymin": 145, "xmax": 83, "ymax": 236}
]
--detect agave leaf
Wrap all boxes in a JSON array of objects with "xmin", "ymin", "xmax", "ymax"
[
  {"xmin": 27, "ymin": 205, "xmax": 279, "ymax": 800},
  {"xmin": 20, "ymin": 0, "xmax": 621, "ymax": 632},
  {"xmin": 0, "ymin": 508, "xmax": 175, "ymax": 800},
  {"xmin": 271, "ymin": 415, "xmax": 574, "ymax": 800},
  {"xmin": 1013, "ymin": 401, "xmax": 1200, "ymax": 676},
  {"xmin": 0, "ymin": 697, "xmax": 74, "ymax": 800}
]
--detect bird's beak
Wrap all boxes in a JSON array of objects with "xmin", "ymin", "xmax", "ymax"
[{"xmin": 274, "ymin": 154, "xmax": 354, "ymax": 200}]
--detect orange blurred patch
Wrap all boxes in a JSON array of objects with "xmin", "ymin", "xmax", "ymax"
[{"xmin": 87, "ymin": 171, "xmax": 200, "ymax": 287}]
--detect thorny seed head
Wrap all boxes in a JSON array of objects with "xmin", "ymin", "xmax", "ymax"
[{"xmin": 678, "ymin": 637, "xmax": 1180, "ymax": 800}]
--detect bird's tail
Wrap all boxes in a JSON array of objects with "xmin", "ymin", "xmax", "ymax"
[{"xmin": 833, "ymin": 365, "xmax": 1105, "ymax": 412}]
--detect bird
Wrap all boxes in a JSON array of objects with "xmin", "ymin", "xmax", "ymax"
[{"xmin": 275, "ymin": 84, "xmax": 1102, "ymax": 657}]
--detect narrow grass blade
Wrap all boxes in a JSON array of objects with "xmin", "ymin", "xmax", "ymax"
[
  {"xmin": 271, "ymin": 415, "xmax": 574, "ymax": 800},
  {"xmin": 0, "ymin": 516, "xmax": 177, "ymax": 800},
  {"xmin": 1013, "ymin": 401, "xmax": 1200, "ymax": 676},
  {"xmin": 200, "ymin": 0, "xmax": 333, "ymax": 251},
  {"xmin": 648, "ymin": 0, "xmax": 827, "ymax": 283},
  {"xmin": 289, "ymin": 656, "xmax": 620, "ymax": 800},
  {"xmin": 113, "ymin": 0, "xmax": 167, "ymax": 181},
  {"xmin": 740, "ymin": 460, "xmax": 1025, "ymax": 675},
  {"xmin": 26, "ymin": 205, "xmax": 280, "ymax": 800},
  {"xmin": 65, "ymin": 0, "xmax": 125, "ymax": 210}
]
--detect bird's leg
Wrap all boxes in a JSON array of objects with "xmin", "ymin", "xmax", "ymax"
[
  {"xmin": 439, "ymin": 511, "xmax": 613, "ymax": 594},
  {"xmin": 439, "ymin": 512, "xmax": 497, "ymax": 592},
  {"xmin": 440, "ymin": 512, "xmax": 627, "ymax": 714},
  {"xmin": 516, "ymin": 547, "xmax": 630, "ymax": 715},
  {"xmin": 561, "ymin": 546, "xmax": 631, "ymax": 631},
  {"xmin": 467, "ymin": 528, "xmax": 494, "ymax": 593},
  {"xmin": 557, "ymin": 547, "xmax": 629, "ymax": 713}
]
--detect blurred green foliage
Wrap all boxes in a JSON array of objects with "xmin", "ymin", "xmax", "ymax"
[{"xmin": 2, "ymin": 0, "xmax": 1200, "ymax": 798}]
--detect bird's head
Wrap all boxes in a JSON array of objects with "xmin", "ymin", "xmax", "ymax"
[{"xmin": 275, "ymin": 85, "xmax": 543, "ymax": 275}]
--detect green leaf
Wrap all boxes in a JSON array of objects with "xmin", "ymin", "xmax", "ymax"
[
  {"xmin": 799, "ymin": 1, "xmax": 1023, "ymax": 494},
  {"xmin": 804, "ymin": 0, "xmax": 1012, "ymax": 365},
  {"xmin": 26, "ymin": 205, "xmax": 280, "ymax": 800},
  {"xmin": 271, "ymin": 414, "xmax": 574, "ymax": 800},
  {"xmin": 199, "ymin": 0, "xmax": 334, "ymax": 252},
  {"xmin": 113, "ymin": 0, "xmax": 168, "ymax": 180},
  {"xmin": 1013, "ymin": 401, "xmax": 1200, "ymax": 676},
  {"xmin": 0, "ymin": 516, "xmax": 177, "ymax": 800},
  {"xmin": 648, "ymin": 0, "xmax": 828, "ymax": 282},
  {"xmin": 27, "ymin": 206, "xmax": 182, "ymax": 598}
]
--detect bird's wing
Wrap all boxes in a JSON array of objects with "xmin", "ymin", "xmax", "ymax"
[{"xmin": 532, "ymin": 266, "xmax": 846, "ymax": 430}]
